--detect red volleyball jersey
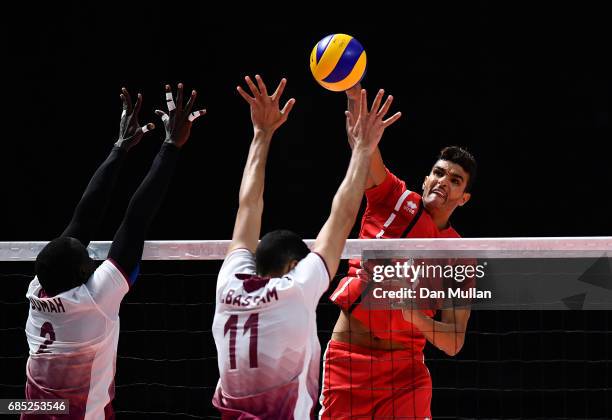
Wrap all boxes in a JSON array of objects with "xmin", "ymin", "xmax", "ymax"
[{"xmin": 330, "ymin": 168, "xmax": 460, "ymax": 351}]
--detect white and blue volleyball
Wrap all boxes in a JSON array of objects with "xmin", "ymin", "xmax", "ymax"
[{"xmin": 310, "ymin": 34, "xmax": 367, "ymax": 92}]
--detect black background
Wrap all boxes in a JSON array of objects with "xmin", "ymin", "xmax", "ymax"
[
  {"xmin": 1, "ymin": 2, "xmax": 611, "ymax": 419},
  {"xmin": 2, "ymin": 2, "xmax": 611, "ymax": 240}
]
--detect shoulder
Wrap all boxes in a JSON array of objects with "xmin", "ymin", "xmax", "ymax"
[
  {"xmin": 286, "ymin": 253, "xmax": 330, "ymax": 299},
  {"xmin": 26, "ymin": 277, "xmax": 42, "ymax": 298},
  {"xmin": 83, "ymin": 259, "xmax": 130, "ymax": 301},
  {"xmin": 218, "ymin": 248, "xmax": 257, "ymax": 292},
  {"xmin": 97, "ymin": 259, "xmax": 131, "ymax": 286},
  {"xmin": 401, "ymin": 191, "xmax": 423, "ymax": 213},
  {"xmin": 220, "ymin": 248, "xmax": 256, "ymax": 275},
  {"xmin": 292, "ymin": 253, "xmax": 329, "ymax": 277},
  {"xmin": 365, "ymin": 168, "xmax": 407, "ymax": 202},
  {"xmin": 224, "ymin": 248, "xmax": 255, "ymax": 260}
]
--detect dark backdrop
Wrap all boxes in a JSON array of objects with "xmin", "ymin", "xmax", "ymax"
[
  {"xmin": 2, "ymin": 2, "xmax": 611, "ymax": 240},
  {"xmin": 1, "ymin": 2, "xmax": 611, "ymax": 419}
]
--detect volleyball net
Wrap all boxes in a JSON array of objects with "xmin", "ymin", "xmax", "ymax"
[{"xmin": 1, "ymin": 238, "xmax": 611, "ymax": 419}]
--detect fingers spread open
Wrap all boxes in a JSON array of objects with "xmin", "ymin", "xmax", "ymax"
[
  {"xmin": 382, "ymin": 112, "xmax": 402, "ymax": 128},
  {"xmin": 120, "ymin": 94, "xmax": 127, "ymax": 117},
  {"xmin": 345, "ymin": 109, "xmax": 356, "ymax": 127},
  {"xmin": 280, "ymin": 98, "xmax": 296, "ymax": 119},
  {"xmin": 184, "ymin": 90, "xmax": 197, "ymax": 114},
  {"xmin": 245, "ymin": 76, "xmax": 260, "ymax": 98},
  {"xmin": 155, "ymin": 109, "xmax": 170, "ymax": 122},
  {"xmin": 176, "ymin": 83, "xmax": 184, "ymax": 112},
  {"xmin": 122, "ymin": 87, "xmax": 133, "ymax": 114},
  {"xmin": 370, "ymin": 89, "xmax": 385, "ymax": 115},
  {"xmin": 377, "ymin": 95, "xmax": 394, "ymax": 119},
  {"xmin": 351, "ymin": 116, "xmax": 361, "ymax": 137},
  {"xmin": 255, "ymin": 74, "xmax": 268, "ymax": 97},
  {"xmin": 271, "ymin": 78, "xmax": 287, "ymax": 102},
  {"xmin": 237, "ymin": 86, "xmax": 255, "ymax": 104},
  {"xmin": 165, "ymin": 85, "xmax": 176, "ymax": 112},
  {"xmin": 359, "ymin": 89, "xmax": 367, "ymax": 119},
  {"xmin": 133, "ymin": 93, "xmax": 143, "ymax": 116},
  {"xmin": 140, "ymin": 122, "xmax": 155, "ymax": 133},
  {"xmin": 188, "ymin": 109, "xmax": 206, "ymax": 122}
]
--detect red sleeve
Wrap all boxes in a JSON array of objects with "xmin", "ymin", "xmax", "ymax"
[{"xmin": 364, "ymin": 167, "xmax": 408, "ymax": 209}]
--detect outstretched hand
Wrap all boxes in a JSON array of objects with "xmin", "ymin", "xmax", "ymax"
[
  {"xmin": 115, "ymin": 87, "xmax": 155, "ymax": 151},
  {"xmin": 346, "ymin": 89, "xmax": 401, "ymax": 153},
  {"xmin": 345, "ymin": 82, "xmax": 362, "ymax": 102},
  {"xmin": 344, "ymin": 83, "xmax": 362, "ymax": 149},
  {"xmin": 155, "ymin": 83, "xmax": 206, "ymax": 148},
  {"xmin": 237, "ymin": 75, "xmax": 295, "ymax": 137}
]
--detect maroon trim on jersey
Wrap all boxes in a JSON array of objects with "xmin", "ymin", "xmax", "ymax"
[
  {"xmin": 312, "ymin": 252, "xmax": 331, "ymax": 281},
  {"xmin": 22, "ymin": 351, "xmax": 94, "ymax": 420},
  {"xmin": 107, "ymin": 258, "xmax": 131, "ymax": 289},
  {"xmin": 236, "ymin": 273, "xmax": 271, "ymax": 293},
  {"xmin": 105, "ymin": 376, "xmax": 116, "ymax": 419},
  {"xmin": 104, "ymin": 401, "xmax": 115, "ymax": 419},
  {"xmin": 38, "ymin": 289, "xmax": 49, "ymax": 298},
  {"xmin": 212, "ymin": 380, "xmax": 299, "ymax": 420}
]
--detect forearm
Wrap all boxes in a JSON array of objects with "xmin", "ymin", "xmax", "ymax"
[
  {"xmin": 407, "ymin": 312, "xmax": 466, "ymax": 356},
  {"xmin": 347, "ymin": 94, "xmax": 382, "ymax": 188},
  {"xmin": 108, "ymin": 143, "xmax": 180, "ymax": 273},
  {"xmin": 125, "ymin": 143, "xmax": 179, "ymax": 227},
  {"xmin": 238, "ymin": 132, "xmax": 272, "ymax": 207},
  {"xmin": 313, "ymin": 145, "xmax": 372, "ymax": 278},
  {"xmin": 369, "ymin": 147, "xmax": 386, "ymax": 186},
  {"xmin": 227, "ymin": 132, "xmax": 272, "ymax": 253},
  {"xmin": 62, "ymin": 146, "xmax": 128, "ymax": 244},
  {"xmin": 332, "ymin": 146, "xmax": 371, "ymax": 225}
]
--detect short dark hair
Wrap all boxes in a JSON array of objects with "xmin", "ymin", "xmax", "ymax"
[
  {"xmin": 255, "ymin": 230, "xmax": 310, "ymax": 276},
  {"xmin": 438, "ymin": 146, "xmax": 477, "ymax": 193},
  {"xmin": 35, "ymin": 237, "xmax": 91, "ymax": 296}
]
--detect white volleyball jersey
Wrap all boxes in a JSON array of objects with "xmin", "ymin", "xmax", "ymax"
[
  {"xmin": 212, "ymin": 249, "xmax": 329, "ymax": 420},
  {"xmin": 23, "ymin": 259, "xmax": 129, "ymax": 420}
]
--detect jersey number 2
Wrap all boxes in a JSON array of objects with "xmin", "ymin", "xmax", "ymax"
[
  {"xmin": 224, "ymin": 313, "xmax": 259, "ymax": 369},
  {"xmin": 36, "ymin": 322, "xmax": 56, "ymax": 354}
]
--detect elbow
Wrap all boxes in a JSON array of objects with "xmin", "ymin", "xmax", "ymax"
[
  {"xmin": 443, "ymin": 336, "xmax": 465, "ymax": 356},
  {"xmin": 444, "ymin": 347, "xmax": 460, "ymax": 357}
]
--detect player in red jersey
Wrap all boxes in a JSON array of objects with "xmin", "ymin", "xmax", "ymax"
[{"xmin": 319, "ymin": 84, "xmax": 477, "ymax": 420}]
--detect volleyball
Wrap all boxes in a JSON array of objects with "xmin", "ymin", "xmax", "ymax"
[{"xmin": 310, "ymin": 34, "xmax": 367, "ymax": 92}]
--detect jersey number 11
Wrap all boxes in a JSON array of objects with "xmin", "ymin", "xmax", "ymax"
[{"xmin": 224, "ymin": 313, "xmax": 259, "ymax": 369}]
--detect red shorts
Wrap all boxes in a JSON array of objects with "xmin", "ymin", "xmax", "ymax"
[{"xmin": 319, "ymin": 340, "xmax": 432, "ymax": 420}]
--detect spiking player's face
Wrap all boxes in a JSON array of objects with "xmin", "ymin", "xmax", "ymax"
[{"xmin": 422, "ymin": 160, "xmax": 471, "ymax": 213}]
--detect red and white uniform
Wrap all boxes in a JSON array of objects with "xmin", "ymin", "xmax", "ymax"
[
  {"xmin": 320, "ymin": 168, "xmax": 460, "ymax": 420},
  {"xmin": 23, "ymin": 259, "xmax": 129, "ymax": 420},
  {"xmin": 212, "ymin": 249, "xmax": 329, "ymax": 420}
]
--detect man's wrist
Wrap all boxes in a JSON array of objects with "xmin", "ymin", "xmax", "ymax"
[
  {"xmin": 113, "ymin": 141, "xmax": 130, "ymax": 153},
  {"xmin": 162, "ymin": 139, "xmax": 181, "ymax": 150},
  {"xmin": 253, "ymin": 129, "xmax": 273, "ymax": 143},
  {"xmin": 353, "ymin": 143, "xmax": 375, "ymax": 156}
]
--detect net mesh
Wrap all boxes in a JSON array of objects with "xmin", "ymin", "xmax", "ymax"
[{"xmin": 1, "ymin": 239, "xmax": 611, "ymax": 419}]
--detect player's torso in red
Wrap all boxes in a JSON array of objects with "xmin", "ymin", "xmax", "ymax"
[{"xmin": 331, "ymin": 169, "xmax": 460, "ymax": 353}]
